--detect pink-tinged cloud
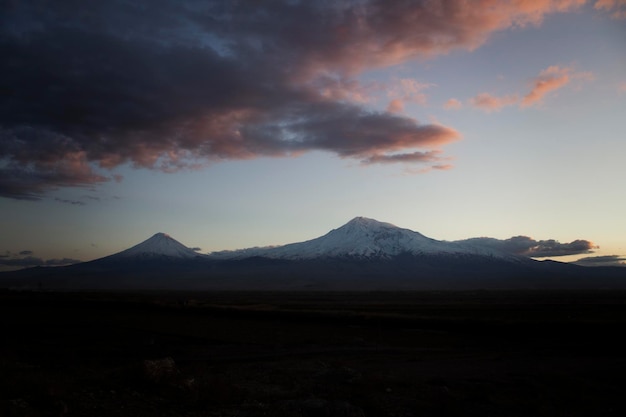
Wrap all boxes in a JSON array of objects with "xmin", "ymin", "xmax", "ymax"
[
  {"xmin": 312, "ymin": 75, "xmax": 376, "ymax": 104},
  {"xmin": 385, "ymin": 79, "xmax": 432, "ymax": 113},
  {"xmin": 386, "ymin": 99, "xmax": 404, "ymax": 113},
  {"xmin": 0, "ymin": 1, "xmax": 592, "ymax": 199},
  {"xmin": 470, "ymin": 93, "xmax": 519, "ymax": 112},
  {"xmin": 470, "ymin": 66, "xmax": 592, "ymax": 111},
  {"xmin": 444, "ymin": 99, "xmax": 463, "ymax": 110},
  {"xmin": 521, "ymin": 66, "xmax": 573, "ymax": 107},
  {"xmin": 595, "ymin": 0, "xmax": 626, "ymax": 18},
  {"xmin": 619, "ymin": 82, "xmax": 626, "ymax": 93}
]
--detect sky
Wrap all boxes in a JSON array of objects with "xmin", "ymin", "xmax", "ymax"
[{"xmin": 1, "ymin": 0, "xmax": 625, "ymax": 269}]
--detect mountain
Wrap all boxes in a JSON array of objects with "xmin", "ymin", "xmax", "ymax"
[
  {"xmin": 210, "ymin": 217, "xmax": 523, "ymax": 261},
  {"xmin": 99, "ymin": 232, "xmax": 205, "ymax": 261},
  {"xmin": 2, "ymin": 217, "xmax": 626, "ymax": 291}
]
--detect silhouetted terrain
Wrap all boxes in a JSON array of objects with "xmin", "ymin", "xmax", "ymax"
[{"xmin": 2, "ymin": 289, "xmax": 626, "ymax": 416}]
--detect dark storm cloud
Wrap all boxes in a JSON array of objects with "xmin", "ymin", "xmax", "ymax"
[
  {"xmin": 0, "ymin": 0, "xmax": 586, "ymax": 199},
  {"xmin": 573, "ymin": 255, "xmax": 626, "ymax": 267},
  {"xmin": 458, "ymin": 236, "xmax": 597, "ymax": 257}
]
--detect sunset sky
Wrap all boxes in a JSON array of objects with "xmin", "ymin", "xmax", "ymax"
[{"xmin": 1, "ymin": 0, "xmax": 625, "ymax": 269}]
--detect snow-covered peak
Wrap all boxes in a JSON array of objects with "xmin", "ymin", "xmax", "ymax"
[
  {"xmin": 340, "ymin": 216, "xmax": 406, "ymax": 233},
  {"xmin": 211, "ymin": 217, "xmax": 522, "ymax": 261},
  {"xmin": 112, "ymin": 232, "xmax": 202, "ymax": 260}
]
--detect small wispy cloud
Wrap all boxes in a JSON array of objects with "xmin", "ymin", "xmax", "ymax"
[
  {"xmin": 469, "ymin": 93, "xmax": 519, "ymax": 112},
  {"xmin": 443, "ymin": 98, "xmax": 463, "ymax": 110},
  {"xmin": 521, "ymin": 66, "xmax": 580, "ymax": 107},
  {"xmin": 362, "ymin": 150, "xmax": 446, "ymax": 165},
  {"xmin": 595, "ymin": 0, "xmax": 626, "ymax": 19},
  {"xmin": 386, "ymin": 78, "xmax": 433, "ymax": 113},
  {"xmin": 55, "ymin": 198, "xmax": 86, "ymax": 206},
  {"xmin": 470, "ymin": 66, "xmax": 592, "ymax": 112}
]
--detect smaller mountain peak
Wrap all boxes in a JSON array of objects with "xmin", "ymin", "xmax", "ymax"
[
  {"xmin": 350, "ymin": 216, "xmax": 371, "ymax": 223},
  {"xmin": 110, "ymin": 232, "xmax": 202, "ymax": 260},
  {"xmin": 152, "ymin": 232, "xmax": 171, "ymax": 238},
  {"xmin": 344, "ymin": 217, "xmax": 398, "ymax": 229}
]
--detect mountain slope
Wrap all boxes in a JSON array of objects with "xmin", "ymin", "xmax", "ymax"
[{"xmin": 210, "ymin": 217, "xmax": 523, "ymax": 261}]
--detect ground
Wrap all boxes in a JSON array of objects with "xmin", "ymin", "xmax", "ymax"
[{"xmin": 1, "ymin": 289, "xmax": 626, "ymax": 416}]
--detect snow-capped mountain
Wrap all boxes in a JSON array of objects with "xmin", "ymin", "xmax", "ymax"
[
  {"xmin": 210, "ymin": 217, "xmax": 522, "ymax": 261},
  {"xmin": 105, "ymin": 232, "xmax": 204, "ymax": 260}
]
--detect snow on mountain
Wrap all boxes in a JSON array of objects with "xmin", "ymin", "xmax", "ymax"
[
  {"xmin": 109, "ymin": 232, "xmax": 204, "ymax": 260},
  {"xmin": 210, "ymin": 217, "xmax": 522, "ymax": 261}
]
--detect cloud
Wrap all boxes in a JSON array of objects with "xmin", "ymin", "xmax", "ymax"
[
  {"xmin": 521, "ymin": 66, "xmax": 574, "ymax": 107},
  {"xmin": 595, "ymin": 0, "xmax": 626, "ymax": 18},
  {"xmin": 386, "ymin": 78, "xmax": 433, "ymax": 113},
  {"xmin": 469, "ymin": 93, "xmax": 519, "ymax": 112},
  {"xmin": 470, "ymin": 66, "xmax": 592, "ymax": 111},
  {"xmin": 0, "ymin": 250, "xmax": 81, "ymax": 269},
  {"xmin": 44, "ymin": 258, "xmax": 82, "ymax": 266},
  {"xmin": 444, "ymin": 98, "xmax": 463, "ymax": 110},
  {"xmin": 55, "ymin": 198, "xmax": 86, "ymax": 206},
  {"xmin": 386, "ymin": 99, "xmax": 404, "ymax": 114},
  {"xmin": 573, "ymin": 255, "xmax": 626, "ymax": 267},
  {"xmin": 0, "ymin": 0, "xmax": 589, "ymax": 199},
  {"xmin": 363, "ymin": 150, "xmax": 447, "ymax": 165},
  {"xmin": 457, "ymin": 236, "xmax": 597, "ymax": 257},
  {"xmin": 191, "ymin": 247, "xmax": 202, "ymax": 252}
]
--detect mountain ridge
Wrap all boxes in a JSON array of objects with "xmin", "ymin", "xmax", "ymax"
[
  {"xmin": 209, "ymin": 216, "xmax": 524, "ymax": 262},
  {"xmin": 2, "ymin": 216, "xmax": 625, "ymax": 291}
]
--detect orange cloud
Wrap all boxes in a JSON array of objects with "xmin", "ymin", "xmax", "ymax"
[
  {"xmin": 313, "ymin": 75, "xmax": 375, "ymax": 104},
  {"xmin": 384, "ymin": 78, "xmax": 433, "ymax": 113},
  {"xmin": 594, "ymin": 0, "xmax": 626, "ymax": 18},
  {"xmin": 318, "ymin": 0, "xmax": 588, "ymax": 73},
  {"xmin": 469, "ymin": 66, "xmax": 592, "ymax": 112},
  {"xmin": 470, "ymin": 93, "xmax": 519, "ymax": 111},
  {"xmin": 521, "ymin": 66, "xmax": 573, "ymax": 107},
  {"xmin": 386, "ymin": 99, "xmax": 404, "ymax": 113},
  {"xmin": 444, "ymin": 98, "xmax": 463, "ymax": 110}
]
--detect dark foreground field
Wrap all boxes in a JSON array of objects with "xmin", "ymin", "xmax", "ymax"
[{"xmin": 2, "ymin": 290, "xmax": 626, "ymax": 416}]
